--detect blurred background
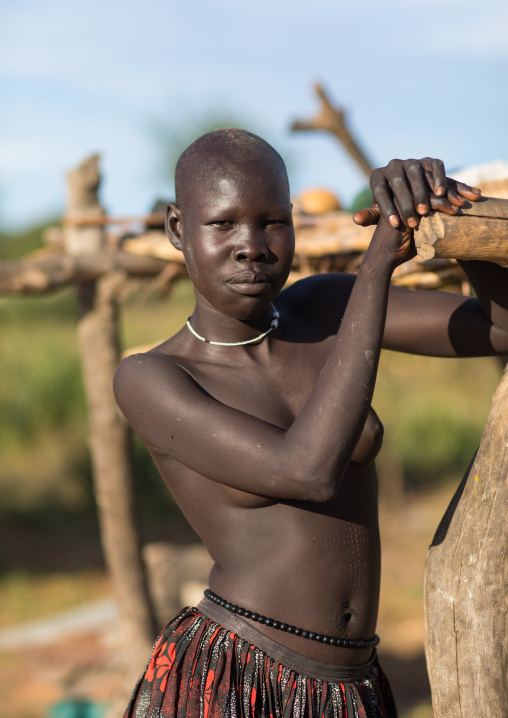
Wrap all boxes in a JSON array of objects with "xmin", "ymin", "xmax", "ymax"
[{"xmin": 1, "ymin": 1, "xmax": 507, "ymax": 716}]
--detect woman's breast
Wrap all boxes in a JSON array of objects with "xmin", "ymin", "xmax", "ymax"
[{"xmin": 351, "ymin": 407, "xmax": 384, "ymax": 466}]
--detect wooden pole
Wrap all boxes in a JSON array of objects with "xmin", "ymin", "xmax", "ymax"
[
  {"xmin": 424, "ymin": 364, "xmax": 508, "ymax": 716},
  {"xmin": 65, "ymin": 156, "xmax": 157, "ymax": 675},
  {"xmin": 415, "ymin": 196, "xmax": 508, "ymax": 264}
]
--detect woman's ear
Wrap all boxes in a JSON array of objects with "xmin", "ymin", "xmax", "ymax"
[{"xmin": 166, "ymin": 202, "xmax": 183, "ymax": 250}]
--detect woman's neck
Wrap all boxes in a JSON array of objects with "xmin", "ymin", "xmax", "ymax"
[{"xmin": 189, "ymin": 299, "xmax": 278, "ymax": 346}]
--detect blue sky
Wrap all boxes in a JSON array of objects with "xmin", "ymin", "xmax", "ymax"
[{"xmin": 1, "ymin": 0, "xmax": 507, "ymax": 229}]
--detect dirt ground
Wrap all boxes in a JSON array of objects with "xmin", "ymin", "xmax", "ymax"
[{"xmin": 0, "ymin": 485, "xmax": 458, "ymax": 718}]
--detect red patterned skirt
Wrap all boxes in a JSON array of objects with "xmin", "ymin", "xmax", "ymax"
[{"xmin": 124, "ymin": 602, "xmax": 397, "ymax": 718}]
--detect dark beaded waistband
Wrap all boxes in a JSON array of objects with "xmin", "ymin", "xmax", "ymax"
[{"xmin": 204, "ymin": 589, "xmax": 380, "ymax": 650}]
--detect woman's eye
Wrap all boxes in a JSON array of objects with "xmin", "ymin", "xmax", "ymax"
[{"xmin": 212, "ymin": 220, "xmax": 233, "ymax": 228}]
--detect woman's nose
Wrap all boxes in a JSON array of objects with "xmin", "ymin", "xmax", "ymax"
[{"xmin": 233, "ymin": 229, "xmax": 269, "ymax": 262}]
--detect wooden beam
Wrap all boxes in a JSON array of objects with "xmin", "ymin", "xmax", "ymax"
[
  {"xmin": 424, "ymin": 364, "xmax": 508, "ymax": 715},
  {"xmin": 62, "ymin": 212, "xmax": 167, "ymax": 227},
  {"xmin": 0, "ymin": 250, "xmax": 174, "ymax": 294},
  {"xmin": 415, "ymin": 196, "xmax": 508, "ymax": 264}
]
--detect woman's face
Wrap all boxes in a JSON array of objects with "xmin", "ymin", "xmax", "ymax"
[{"xmin": 171, "ymin": 158, "xmax": 295, "ymax": 321}]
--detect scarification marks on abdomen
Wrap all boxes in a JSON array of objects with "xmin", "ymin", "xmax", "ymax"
[
  {"xmin": 325, "ymin": 524, "xmax": 372, "ymax": 587},
  {"xmin": 325, "ymin": 525, "xmax": 372, "ymax": 628}
]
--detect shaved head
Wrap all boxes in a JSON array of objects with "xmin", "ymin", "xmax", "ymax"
[{"xmin": 175, "ymin": 129, "xmax": 289, "ymax": 211}]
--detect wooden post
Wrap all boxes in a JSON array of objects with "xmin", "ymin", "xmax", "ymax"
[
  {"xmin": 418, "ymin": 198, "xmax": 508, "ymax": 714},
  {"xmin": 415, "ymin": 196, "xmax": 508, "ymax": 264},
  {"xmin": 65, "ymin": 156, "xmax": 157, "ymax": 676},
  {"xmin": 66, "ymin": 155, "xmax": 107, "ymax": 255},
  {"xmin": 424, "ymin": 364, "xmax": 508, "ymax": 716}
]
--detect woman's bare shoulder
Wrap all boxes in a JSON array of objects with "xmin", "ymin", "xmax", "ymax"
[
  {"xmin": 276, "ymin": 273, "xmax": 357, "ymax": 337},
  {"xmin": 113, "ymin": 346, "xmax": 197, "ymax": 422},
  {"xmin": 278, "ymin": 272, "xmax": 356, "ymax": 312}
]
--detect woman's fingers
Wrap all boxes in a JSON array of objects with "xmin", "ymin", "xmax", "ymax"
[
  {"xmin": 445, "ymin": 185, "xmax": 466, "ymax": 207},
  {"xmin": 354, "ymin": 195, "xmax": 462, "ymax": 225},
  {"xmin": 447, "ymin": 178, "xmax": 482, "ymax": 202},
  {"xmin": 404, "ymin": 161, "xmax": 430, "ymax": 216},
  {"xmin": 390, "ymin": 170, "xmax": 420, "ymax": 228},
  {"xmin": 370, "ymin": 169, "xmax": 400, "ymax": 227},
  {"xmin": 420, "ymin": 157, "xmax": 447, "ymax": 197},
  {"xmin": 370, "ymin": 158, "xmax": 483, "ymax": 228},
  {"xmin": 429, "ymin": 195, "xmax": 461, "ymax": 215},
  {"xmin": 372, "ymin": 159, "xmax": 433, "ymax": 228},
  {"xmin": 353, "ymin": 204, "xmax": 381, "ymax": 227}
]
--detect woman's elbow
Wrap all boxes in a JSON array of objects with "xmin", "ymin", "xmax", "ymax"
[{"xmin": 288, "ymin": 467, "xmax": 340, "ymax": 503}]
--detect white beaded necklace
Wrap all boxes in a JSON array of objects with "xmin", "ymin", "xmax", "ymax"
[{"xmin": 186, "ymin": 305, "xmax": 280, "ymax": 347}]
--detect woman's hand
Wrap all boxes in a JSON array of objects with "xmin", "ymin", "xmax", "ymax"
[
  {"xmin": 353, "ymin": 157, "xmax": 481, "ymax": 229},
  {"xmin": 368, "ymin": 215, "xmax": 415, "ymax": 269}
]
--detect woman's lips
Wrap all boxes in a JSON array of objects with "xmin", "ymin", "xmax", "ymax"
[
  {"xmin": 227, "ymin": 271, "xmax": 272, "ymax": 294},
  {"xmin": 227, "ymin": 271, "xmax": 272, "ymax": 284}
]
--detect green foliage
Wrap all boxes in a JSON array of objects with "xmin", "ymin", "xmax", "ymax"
[
  {"xmin": 348, "ymin": 186, "xmax": 373, "ymax": 214},
  {"xmin": 393, "ymin": 403, "xmax": 482, "ymax": 488},
  {"xmin": 0, "ymin": 281, "xmax": 196, "ymax": 525},
  {"xmin": 0, "ymin": 293, "xmax": 85, "ymax": 450},
  {"xmin": 0, "ymin": 287, "xmax": 78, "ymax": 321},
  {"xmin": 373, "ymin": 351, "xmax": 500, "ymax": 490},
  {"xmin": 0, "ymin": 218, "xmax": 59, "ymax": 259},
  {"xmin": 0, "ymin": 288, "xmax": 94, "ymax": 520}
]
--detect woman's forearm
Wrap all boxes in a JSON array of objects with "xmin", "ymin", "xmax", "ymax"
[{"xmin": 285, "ymin": 226, "xmax": 398, "ymax": 499}]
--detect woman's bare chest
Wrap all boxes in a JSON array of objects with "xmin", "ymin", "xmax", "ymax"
[
  {"xmin": 182, "ymin": 343, "xmax": 323, "ymax": 428},
  {"xmin": 176, "ymin": 341, "xmax": 384, "ymax": 464}
]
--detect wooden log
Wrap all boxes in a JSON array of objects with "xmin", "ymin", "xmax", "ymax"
[
  {"xmin": 0, "ymin": 250, "xmax": 171, "ymax": 294},
  {"xmin": 415, "ymin": 197, "xmax": 508, "ymax": 265},
  {"xmin": 424, "ymin": 364, "xmax": 508, "ymax": 716}
]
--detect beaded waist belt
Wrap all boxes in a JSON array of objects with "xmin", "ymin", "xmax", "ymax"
[{"xmin": 204, "ymin": 589, "xmax": 380, "ymax": 649}]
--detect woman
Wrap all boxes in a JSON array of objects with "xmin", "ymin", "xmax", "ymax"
[{"xmin": 114, "ymin": 129, "xmax": 508, "ymax": 717}]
